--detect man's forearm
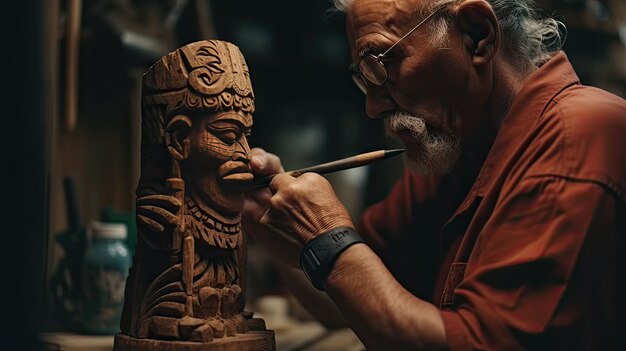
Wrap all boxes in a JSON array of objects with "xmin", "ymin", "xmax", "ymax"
[
  {"xmin": 325, "ymin": 243, "xmax": 448, "ymax": 351},
  {"xmin": 274, "ymin": 259, "xmax": 348, "ymax": 329}
]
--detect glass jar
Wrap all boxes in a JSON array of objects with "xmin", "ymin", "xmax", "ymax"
[{"xmin": 82, "ymin": 221, "xmax": 131, "ymax": 334}]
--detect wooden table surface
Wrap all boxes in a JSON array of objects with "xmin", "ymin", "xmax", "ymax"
[{"xmin": 39, "ymin": 321, "xmax": 364, "ymax": 351}]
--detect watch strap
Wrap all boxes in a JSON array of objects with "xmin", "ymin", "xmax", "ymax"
[{"xmin": 299, "ymin": 226, "xmax": 365, "ymax": 291}]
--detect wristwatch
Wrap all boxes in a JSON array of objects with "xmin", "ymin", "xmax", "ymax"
[{"xmin": 299, "ymin": 226, "xmax": 365, "ymax": 291}]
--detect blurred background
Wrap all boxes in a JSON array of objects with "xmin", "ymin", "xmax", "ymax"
[{"xmin": 4, "ymin": 0, "xmax": 624, "ymax": 350}]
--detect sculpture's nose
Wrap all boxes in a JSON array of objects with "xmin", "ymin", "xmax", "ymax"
[{"xmin": 232, "ymin": 137, "xmax": 251, "ymax": 164}]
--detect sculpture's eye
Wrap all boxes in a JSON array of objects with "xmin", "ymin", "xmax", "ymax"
[
  {"xmin": 216, "ymin": 130, "xmax": 238, "ymax": 145},
  {"xmin": 207, "ymin": 123, "xmax": 240, "ymax": 145}
]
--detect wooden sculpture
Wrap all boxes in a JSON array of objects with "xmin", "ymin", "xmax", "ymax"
[{"xmin": 114, "ymin": 40, "xmax": 275, "ymax": 351}]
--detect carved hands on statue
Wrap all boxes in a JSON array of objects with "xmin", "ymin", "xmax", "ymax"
[
  {"xmin": 243, "ymin": 148, "xmax": 300, "ymax": 267},
  {"xmin": 260, "ymin": 171, "xmax": 355, "ymax": 260},
  {"xmin": 136, "ymin": 193, "xmax": 182, "ymax": 249}
]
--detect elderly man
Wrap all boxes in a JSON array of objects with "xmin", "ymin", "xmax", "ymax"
[{"xmin": 243, "ymin": 0, "xmax": 626, "ymax": 349}]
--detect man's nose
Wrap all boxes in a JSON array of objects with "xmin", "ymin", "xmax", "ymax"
[{"xmin": 365, "ymin": 85, "xmax": 397, "ymax": 119}]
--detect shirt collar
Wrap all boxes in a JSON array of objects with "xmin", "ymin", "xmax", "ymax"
[{"xmin": 457, "ymin": 51, "xmax": 581, "ymax": 211}]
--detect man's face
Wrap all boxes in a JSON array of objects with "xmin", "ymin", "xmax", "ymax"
[
  {"xmin": 185, "ymin": 110, "xmax": 253, "ymax": 214},
  {"xmin": 348, "ymin": 0, "xmax": 487, "ymax": 174}
]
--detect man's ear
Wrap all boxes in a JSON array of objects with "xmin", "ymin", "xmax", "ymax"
[
  {"xmin": 453, "ymin": 0, "xmax": 499, "ymax": 66},
  {"xmin": 165, "ymin": 115, "xmax": 192, "ymax": 160}
]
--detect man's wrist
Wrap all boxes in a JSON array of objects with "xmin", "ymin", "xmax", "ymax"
[{"xmin": 299, "ymin": 226, "xmax": 365, "ymax": 291}]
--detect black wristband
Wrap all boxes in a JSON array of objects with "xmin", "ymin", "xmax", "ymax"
[{"xmin": 299, "ymin": 227, "xmax": 365, "ymax": 291}]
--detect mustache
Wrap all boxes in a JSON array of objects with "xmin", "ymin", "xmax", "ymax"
[
  {"xmin": 383, "ymin": 110, "xmax": 427, "ymax": 139},
  {"xmin": 381, "ymin": 110, "xmax": 461, "ymax": 175},
  {"xmin": 383, "ymin": 110, "xmax": 460, "ymax": 149}
]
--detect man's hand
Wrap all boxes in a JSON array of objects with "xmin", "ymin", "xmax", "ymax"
[
  {"xmin": 243, "ymin": 148, "xmax": 301, "ymax": 266},
  {"xmin": 261, "ymin": 171, "xmax": 354, "ymax": 248},
  {"xmin": 243, "ymin": 148, "xmax": 354, "ymax": 266}
]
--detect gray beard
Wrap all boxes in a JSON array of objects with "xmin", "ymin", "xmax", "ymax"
[{"xmin": 384, "ymin": 111, "xmax": 461, "ymax": 175}]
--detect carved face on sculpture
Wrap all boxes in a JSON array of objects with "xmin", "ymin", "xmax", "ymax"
[
  {"xmin": 176, "ymin": 41, "xmax": 255, "ymax": 217},
  {"xmin": 141, "ymin": 40, "xmax": 256, "ymax": 246},
  {"xmin": 185, "ymin": 109, "xmax": 253, "ymax": 215}
]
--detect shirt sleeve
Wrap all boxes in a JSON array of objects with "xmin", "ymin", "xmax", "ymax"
[
  {"xmin": 441, "ymin": 175, "xmax": 621, "ymax": 351},
  {"xmin": 356, "ymin": 170, "xmax": 438, "ymax": 258}
]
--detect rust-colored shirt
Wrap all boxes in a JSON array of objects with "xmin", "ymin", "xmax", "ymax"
[{"xmin": 357, "ymin": 52, "xmax": 626, "ymax": 350}]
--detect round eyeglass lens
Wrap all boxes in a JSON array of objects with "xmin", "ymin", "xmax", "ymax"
[{"xmin": 359, "ymin": 55, "xmax": 387, "ymax": 86}]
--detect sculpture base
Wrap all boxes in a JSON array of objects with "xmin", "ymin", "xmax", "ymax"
[{"xmin": 113, "ymin": 331, "xmax": 275, "ymax": 351}]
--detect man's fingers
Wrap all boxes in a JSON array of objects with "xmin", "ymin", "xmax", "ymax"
[
  {"xmin": 244, "ymin": 186, "xmax": 270, "ymax": 206},
  {"xmin": 250, "ymin": 148, "xmax": 285, "ymax": 175},
  {"xmin": 269, "ymin": 172, "xmax": 296, "ymax": 193}
]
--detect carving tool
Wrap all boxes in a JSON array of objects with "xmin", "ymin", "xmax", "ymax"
[{"xmin": 246, "ymin": 148, "xmax": 405, "ymax": 190}]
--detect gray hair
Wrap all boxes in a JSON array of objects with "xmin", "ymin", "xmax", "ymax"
[{"xmin": 333, "ymin": 0, "xmax": 566, "ymax": 67}]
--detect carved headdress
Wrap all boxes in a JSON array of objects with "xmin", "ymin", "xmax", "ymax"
[{"xmin": 140, "ymin": 40, "xmax": 253, "ymax": 143}]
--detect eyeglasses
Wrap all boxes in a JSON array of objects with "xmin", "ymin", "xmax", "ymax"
[{"xmin": 351, "ymin": 8, "xmax": 442, "ymax": 94}]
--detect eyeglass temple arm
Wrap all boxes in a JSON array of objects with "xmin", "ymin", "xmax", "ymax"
[{"xmin": 379, "ymin": 9, "xmax": 441, "ymax": 57}]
